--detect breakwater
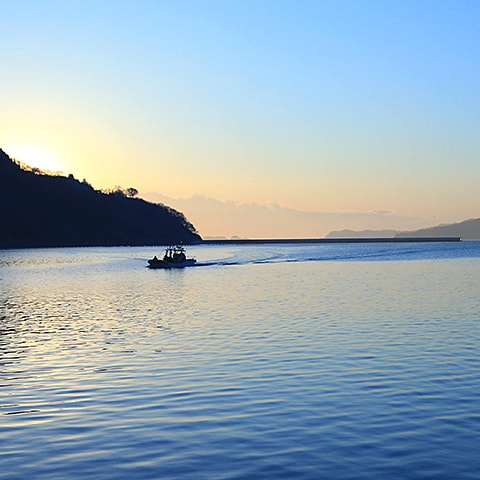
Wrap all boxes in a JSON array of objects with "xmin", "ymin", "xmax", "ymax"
[{"xmin": 203, "ymin": 237, "xmax": 463, "ymax": 245}]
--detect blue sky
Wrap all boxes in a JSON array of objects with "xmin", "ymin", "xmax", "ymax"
[{"xmin": 2, "ymin": 0, "xmax": 479, "ymax": 237}]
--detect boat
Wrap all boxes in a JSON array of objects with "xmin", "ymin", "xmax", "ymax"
[{"xmin": 147, "ymin": 245, "xmax": 197, "ymax": 269}]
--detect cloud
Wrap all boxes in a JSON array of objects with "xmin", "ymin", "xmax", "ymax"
[{"xmin": 141, "ymin": 192, "xmax": 426, "ymax": 239}]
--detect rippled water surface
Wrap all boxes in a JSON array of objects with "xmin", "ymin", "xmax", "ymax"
[{"xmin": 1, "ymin": 242, "xmax": 480, "ymax": 479}]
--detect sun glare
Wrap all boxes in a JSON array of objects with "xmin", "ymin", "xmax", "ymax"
[{"xmin": 6, "ymin": 144, "xmax": 66, "ymax": 174}]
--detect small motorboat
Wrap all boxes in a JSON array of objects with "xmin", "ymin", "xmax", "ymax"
[{"xmin": 147, "ymin": 245, "xmax": 197, "ymax": 269}]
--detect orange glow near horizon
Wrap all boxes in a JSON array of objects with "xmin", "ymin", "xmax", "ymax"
[{"xmin": 5, "ymin": 143, "xmax": 68, "ymax": 175}]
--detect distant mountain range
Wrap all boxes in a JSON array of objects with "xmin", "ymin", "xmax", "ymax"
[
  {"xmin": 395, "ymin": 218, "xmax": 480, "ymax": 240},
  {"xmin": 0, "ymin": 149, "xmax": 201, "ymax": 248},
  {"xmin": 327, "ymin": 218, "xmax": 480, "ymax": 240}
]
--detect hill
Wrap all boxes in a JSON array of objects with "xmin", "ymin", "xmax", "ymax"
[
  {"xmin": 0, "ymin": 149, "xmax": 201, "ymax": 248},
  {"xmin": 325, "ymin": 218, "xmax": 480, "ymax": 240},
  {"xmin": 395, "ymin": 218, "xmax": 480, "ymax": 240}
]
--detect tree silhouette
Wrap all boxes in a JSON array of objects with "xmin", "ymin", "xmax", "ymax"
[{"xmin": 126, "ymin": 187, "xmax": 138, "ymax": 198}]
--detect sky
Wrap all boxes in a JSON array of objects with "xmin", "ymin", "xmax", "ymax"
[{"xmin": 2, "ymin": 0, "xmax": 479, "ymax": 238}]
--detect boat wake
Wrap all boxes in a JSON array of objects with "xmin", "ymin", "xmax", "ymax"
[{"xmin": 144, "ymin": 240, "xmax": 478, "ymax": 269}]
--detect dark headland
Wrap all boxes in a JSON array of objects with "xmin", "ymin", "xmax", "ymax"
[{"xmin": 0, "ymin": 149, "xmax": 201, "ymax": 249}]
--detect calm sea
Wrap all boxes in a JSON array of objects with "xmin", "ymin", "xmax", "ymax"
[{"xmin": 1, "ymin": 242, "xmax": 480, "ymax": 479}]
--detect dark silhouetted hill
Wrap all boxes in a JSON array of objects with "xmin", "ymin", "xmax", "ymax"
[
  {"xmin": 0, "ymin": 149, "xmax": 201, "ymax": 248},
  {"xmin": 395, "ymin": 218, "xmax": 480, "ymax": 240}
]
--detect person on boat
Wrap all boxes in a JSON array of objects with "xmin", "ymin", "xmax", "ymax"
[{"xmin": 173, "ymin": 249, "xmax": 186, "ymax": 262}]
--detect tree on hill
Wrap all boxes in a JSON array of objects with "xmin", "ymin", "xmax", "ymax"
[{"xmin": 126, "ymin": 187, "xmax": 138, "ymax": 198}]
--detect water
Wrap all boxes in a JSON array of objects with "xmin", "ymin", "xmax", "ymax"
[{"xmin": 1, "ymin": 242, "xmax": 480, "ymax": 479}]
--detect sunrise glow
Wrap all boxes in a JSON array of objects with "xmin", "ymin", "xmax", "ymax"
[{"xmin": 5, "ymin": 144, "xmax": 67, "ymax": 174}]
